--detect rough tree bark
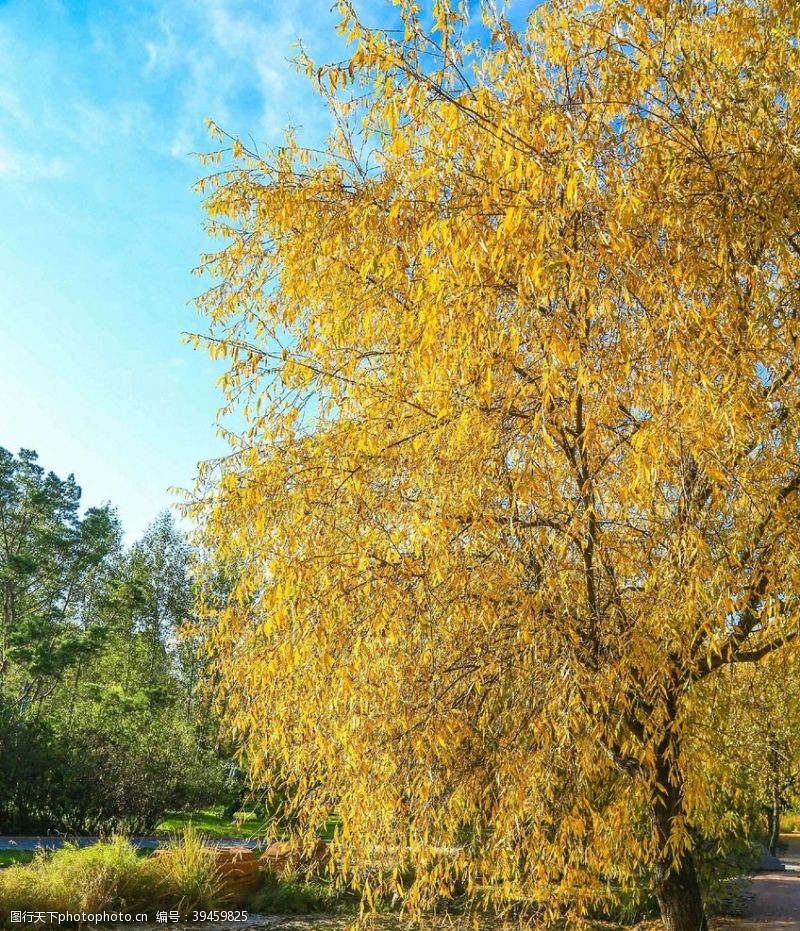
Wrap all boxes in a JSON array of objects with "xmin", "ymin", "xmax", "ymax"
[
  {"xmin": 652, "ymin": 845, "xmax": 708, "ymax": 931},
  {"xmin": 650, "ymin": 724, "xmax": 709, "ymax": 931}
]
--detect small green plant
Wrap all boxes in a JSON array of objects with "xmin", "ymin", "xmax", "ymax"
[{"xmin": 54, "ymin": 838, "xmax": 154, "ymax": 911}]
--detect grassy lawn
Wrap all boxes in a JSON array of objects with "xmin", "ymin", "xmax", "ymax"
[
  {"xmin": 156, "ymin": 807, "xmax": 268, "ymax": 839},
  {"xmin": 157, "ymin": 808, "xmax": 341, "ymax": 841},
  {"xmin": 0, "ymin": 851, "xmax": 35, "ymax": 868}
]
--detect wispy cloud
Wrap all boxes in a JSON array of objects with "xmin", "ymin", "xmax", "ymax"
[
  {"xmin": 1, "ymin": 0, "xmax": 366, "ymax": 176},
  {"xmin": 66, "ymin": 97, "xmax": 153, "ymax": 149},
  {"xmin": 143, "ymin": 16, "xmax": 178, "ymax": 75},
  {"xmin": 139, "ymin": 0, "xmax": 346, "ymax": 156},
  {"xmin": 0, "ymin": 145, "xmax": 67, "ymax": 180},
  {"xmin": 0, "ymin": 0, "xmax": 398, "ymax": 542}
]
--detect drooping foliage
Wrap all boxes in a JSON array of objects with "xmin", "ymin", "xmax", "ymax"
[
  {"xmin": 188, "ymin": 1, "xmax": 800, "ymax": 927},
  {"xmin": 696, "ymin": 652, "xmax": 800, "ymax": 857}
]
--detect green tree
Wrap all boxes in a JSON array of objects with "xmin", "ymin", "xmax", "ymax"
[
  {"xmin": 0, "ymin": 447, "xmax": 121, "ymax": 709},
  {"xmin": 0, "ymin": 450, "xmax": 227, "ymax": 833},
  {"xmin": 108, "ymin": 511, "xmax": 208, "ymax": 716}
]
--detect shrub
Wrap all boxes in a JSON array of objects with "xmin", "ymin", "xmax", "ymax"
[
  {"xmin": 0, "ymin": 700, "xmax": 226, "ymax": 835},
  {"xmin": 249, "ymin": 871, "xmax": 358, "ymax": 914},
  {"xmin": 782, "ymin": 811, "xmax": 800, "ymax": 833}
]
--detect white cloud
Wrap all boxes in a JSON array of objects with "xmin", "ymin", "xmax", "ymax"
[
  {"xmin": 0, "ymin": 146, "xmax": 67, "ymax": 180},
  {"xmin": 143, "ymin": 18, "xmax": 178, "ymax": 75},
  {"xmin": 63, "ymin": 97, "xmax": 152, "ymax": 150},
  {"xmin": 89, "ymin": 22, "xmax": 110, "ymax": 55},
  {"xmin": 0, "ymin": 0, "xmax": 376, "ymax": 181},
  {"xmin": 145, "ymin": 40, "xmax": 160, "ymax": 71},
  {"xmin": 169, "ymin": 126, "xmax": 194, "ymax": 158},
  {"xmin": 141, "ymin": 0, "xmax": 345, "ymax": 155}
]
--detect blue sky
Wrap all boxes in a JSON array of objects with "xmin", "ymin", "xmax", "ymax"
[{"xmin": 0, "ymin": 0, "xmax": 370, "ymax": 541}]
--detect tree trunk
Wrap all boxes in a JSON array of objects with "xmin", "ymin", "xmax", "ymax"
[
  {"xmin": 649, "ymin": 697, "xmax": 709, "ymax": 931},
  {"xmin": 769, "ymin": 778, "xmax": 781, "ymax": 856},
  {"xmin": 653, "ymin": 849, "xmax": 708, "ymax": 931},
  {"xmin": 1, "ymin": 579, "xmax": 15, "ymax": 692}
]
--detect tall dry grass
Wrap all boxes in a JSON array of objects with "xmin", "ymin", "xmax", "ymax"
[
  {"xmin": 149, "ymin": 824, "xmax": 227, "ymax": 913},
  {"xmin": 0, "ymin": 837, "xmax": 152, "ymax": 915},
  {"xmin": 0, "ymin": 828, "xmax": 228, "ymax": 925},
  {"xmin": 781, "ymin": 811, "xmax": 800, "ymax": 833}
]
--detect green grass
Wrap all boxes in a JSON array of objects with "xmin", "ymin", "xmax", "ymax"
[
  {"xmin": 156, "ymin": 807, "xmax": 267, "ymax": 839},
  {"xmin": 157, "ymin": 808, "xmax": 341, "ymax": 842},
  {"xmin": 155, "ymin": 807, "xmax": 339, "ymax": 840},
  {"xmin": 0, "ymin": 851, "xmax": 34, "ymax": 869}
]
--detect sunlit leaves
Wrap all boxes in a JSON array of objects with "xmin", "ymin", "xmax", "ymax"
[{"xmin": 188, "ymin": 0, "xmax": 800, "ymax": 921}]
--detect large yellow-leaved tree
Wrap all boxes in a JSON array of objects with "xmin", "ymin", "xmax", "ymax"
[{"xmin": 187, "ymin": 1, "xmax": 800, "ymax": 928}]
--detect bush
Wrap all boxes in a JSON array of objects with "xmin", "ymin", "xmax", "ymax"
[
  {"xmin": 61, "ymin": 702, "xmax": 226, "ymax": 834},
  {"xmin": 782, "ymin": 811, "xmax": 800, "ymax": 833},
  {"xmin": 0, "ymin": 698, "xmax": 226, "ymax": 835},
  {"xmin": 0, "ymin": 709, "xmax": 69, "ymax": 834}
]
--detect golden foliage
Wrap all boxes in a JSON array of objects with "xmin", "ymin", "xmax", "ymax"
[{"xmin": 187, "ymin": 0, "xmax": 800, "ymax": 923}]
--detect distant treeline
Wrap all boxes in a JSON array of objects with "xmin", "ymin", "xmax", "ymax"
[{"xmin": 0, "ymin": 447, "xmax": 230, "ymax": 834}]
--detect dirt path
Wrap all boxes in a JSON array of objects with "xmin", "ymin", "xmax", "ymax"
[{"xmin": 722, "ymin": 834, "xmax": 800, "ymax": 930}]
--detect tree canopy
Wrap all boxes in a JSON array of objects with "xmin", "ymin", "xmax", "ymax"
[
  {"xmin": 0, "ymin": 448, "xmax": 225, "ymax": 834},
  {"xmin": 189, "ymin": 1, "xmax": 800, "ymax": 928},
  {"xmin": 0, "ymin": 447, "xmax": 121, "ymax": 704}
]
